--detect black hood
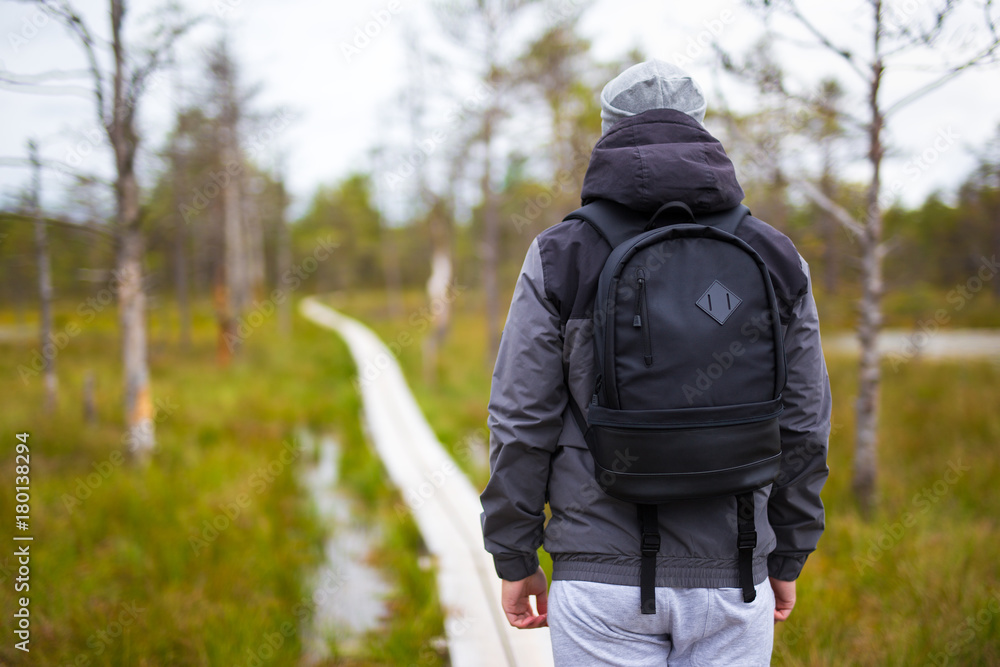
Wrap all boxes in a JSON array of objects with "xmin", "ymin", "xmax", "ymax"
[{"xmin": 581, "ymin": 108, "xmax": 744, "ymax": 215}]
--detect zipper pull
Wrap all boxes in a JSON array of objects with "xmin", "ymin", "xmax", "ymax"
[{"xmin": 634, "ymin": 273, "xmax": 645, "ymax": 328}]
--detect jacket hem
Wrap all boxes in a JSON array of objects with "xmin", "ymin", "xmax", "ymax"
[{"xmin": 552, "ymin": 553, "xmax": 769, "ymax": 588}]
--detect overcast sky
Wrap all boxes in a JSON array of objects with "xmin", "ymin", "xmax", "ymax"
[{"xmin": 2, "ymin": 0, "xmax": 998, "ymax": 220}]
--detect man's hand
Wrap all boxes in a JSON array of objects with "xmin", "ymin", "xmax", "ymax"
[
  {"xmin": 501, "ymin": 567, "xmax": 548, "ymax": 629},
  {"xmin": 770, "ymin": 577, "xmax": 796, "ymax": 622}
]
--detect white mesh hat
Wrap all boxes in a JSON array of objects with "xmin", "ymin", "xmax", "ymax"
[{"xmin": 600, "ymin": 59, "xmax": 707, "ymax": 134}]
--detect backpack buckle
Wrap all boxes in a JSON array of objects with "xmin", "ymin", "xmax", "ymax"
[
  {"xmin": 737, "ymin": 530, "xmax": 757, "ymax": 551},
  {"xmin": 641, "ymin": 531, "xmax": 661, "ymax": 555}
]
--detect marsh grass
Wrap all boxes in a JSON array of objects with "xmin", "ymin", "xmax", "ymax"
[{"xmin": 0, "ymin": 300, "xmax": 443, "ymax": 665}]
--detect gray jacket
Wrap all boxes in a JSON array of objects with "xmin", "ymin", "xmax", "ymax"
[{"xmin": 481, "ymin": 109, "xmax": 831, "ymax": 589}]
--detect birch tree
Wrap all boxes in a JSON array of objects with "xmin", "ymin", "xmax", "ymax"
[
  {"xmin": 7, "ymin": 0, "xmax": 196, "ymax": 457},
  {"xmin": 435, "ymin": 0, "xmax": 541, "ymax": 365},
  {"xmin": 748, "ymin": 0, "xmax": 1000, "ymax": 513},
  {"xmin": 808, "ymin": 78, "xmax": 849, "ymax": 295},
  {"xmin": 28, "ymin": 140, "xmax": 57, "ymax": 411}
]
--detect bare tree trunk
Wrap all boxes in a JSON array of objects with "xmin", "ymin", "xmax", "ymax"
[
  {"xmin": 83, "ymin": 370, "xmax": 96, "ymax": 423},
  {"xmin": 220, "ymin": 134, "xmax": 248, "ymax": 361},
  {"xmin": 243, "ymin": 189, "xmax": 266, "ymax": 301},
  {"xmin": 424, "ymin": 245, "xmax": 453, "ymax": 385},
  {"xmin": 379, "ymin": 216, "xmax": 404, "ymax": 318},
  {"xmin": 852, "ymin": 6, "xmax": 886, "ymax": 515},
  {"xmin": 819, "ymin": 162, "xmax": 839, "ymax": 295},
  {"xmin": 213, "ymin": 267, "xmax": 234, "ymax": 366},
  {"xmin": 28, "ymin": 140, "xmax": 57, "ymax": 411},
  {"xmin": 211, "ymin": 38, "xmax": 253, "ymax": 334},
  {"xmin": 174, "ymin": 211, "xmax": 190, "ymax": 346},
  {"xmin": 119, "ymin": 215, "xmax": 154, "ymax": 456},
  {"xmin": 172, "ymin": 147, "xmax": 191, "ymax": 347},
  {"xmin": 223, "ymin": 129, "xmax": 248, "ymax": 322},
  {"xmin": 482, "ymin": 112, "xmax": 501, "ymax": 366},
  {"xmin": 993, "ymin": 171, "xmax": 1000, "ymax": 298},
  {"xmin": 275, "ymin": 177, "xmax": 292, "ymax": 336},
  {"xmin": 110, "ymin": 0, "xmax": 154, "ymax": 458}
]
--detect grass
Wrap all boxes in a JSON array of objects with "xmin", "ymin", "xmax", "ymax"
[
  {"xmin": 332, "ymin": 286, "xmax": 1000, "ymax": 666},
  {"xmin": 0, "ymin": 299, "xmax": 444, "ymax": 665},
  {"xmin": 775, "ymin": 355, "xmax": 1000, "ymax": 666},
  {"xmin": 812, "ymin": 282, "xmax": 1000, "ymax": 331}
]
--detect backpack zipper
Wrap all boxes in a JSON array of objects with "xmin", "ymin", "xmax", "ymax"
[{"xmin": 634, "ymin": 269, "xmax": 653, "ymax": 367}]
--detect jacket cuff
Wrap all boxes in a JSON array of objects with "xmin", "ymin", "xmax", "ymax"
[
  {"xmin": 493, "ymin": 553, "xmax": 540, "ymax": 581},
  {"xmin": 768, "ymin": 554, "xmax": 807, "ymax": 581}
]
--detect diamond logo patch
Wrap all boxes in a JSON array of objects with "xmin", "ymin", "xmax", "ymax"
[{"xmin": 696, "ymin": 280, "xmax": 742, "ymax": 325}]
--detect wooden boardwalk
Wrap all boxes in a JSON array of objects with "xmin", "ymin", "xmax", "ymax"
[{"xmin": 301, "ymin": 298, "xmax": 553, "ymax": 667}]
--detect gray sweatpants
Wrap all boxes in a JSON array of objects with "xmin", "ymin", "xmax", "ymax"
[{"xmin": 548, "ymin": 580, "xmax": 775, "ymax": 666}]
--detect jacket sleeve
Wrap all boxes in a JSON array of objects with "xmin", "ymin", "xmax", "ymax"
[
  {"xmin": 480, "ymin": 239, "xmax": 565, "ymax": 581},
  {"xmin": 768, "ymin": 257, "xmax": 832, "ymax": 581}
]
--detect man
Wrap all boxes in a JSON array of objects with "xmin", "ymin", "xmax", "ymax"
[{"xmin": 480, "ymin": 59, "xmax": 830, "ymax": 665}]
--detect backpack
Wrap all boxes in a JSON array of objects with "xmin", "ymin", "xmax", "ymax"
[{"xmin": 562, "ymin": 199, "xmax": 786, "ymax": 614}]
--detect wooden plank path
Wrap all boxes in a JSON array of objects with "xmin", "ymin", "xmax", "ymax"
[
  {"xmin": 301, "ymin": 298, "xmax": 554, "ymax": 667},
  {"xmin": 824, "ymin": 329, "xmax": 1000, "ymax": 359}
]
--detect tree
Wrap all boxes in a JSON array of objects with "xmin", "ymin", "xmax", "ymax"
[
  {"xmin": 28, "ymin": 140, "xmax": 57, "ymax": 411},
  {"xmin": 716, "ymin": 38, "xmax": 802, "ymax": 230},
  {"xmin": 747, "ymin": 0, "xmax": 1000, "ymax": 513},
  {"xmin": 296, "ymin": 174, "xmax": 383, "ymax": 291},
  {"xmin": 434, "ymin": 0, "xmax": 542, "ymax": 365},
  {"xmin": 4, "ymin": 0, "xmax": 197, "ymax": 458},
  {"xmin": 957, "ymin": 125, "xmax": 1000, "ymax": 297},
  {"xmin": 807, "ymin": 78, "xmax": 850, "ymax": 295},
  {"xmin": 207, "ymin": 38, "xmax": 252, "ymax": 357},
  {"xmin": 393, "ymin": 26, "xmax": 456, "ymax": 382},
  {"xmin": 514, "ymin": 13, "xmax": 593, "ymax": 181}
]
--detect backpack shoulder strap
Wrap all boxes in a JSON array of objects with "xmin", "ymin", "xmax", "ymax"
[
  {"xmin": 566, "ymin": 201, "xmax": 752, "ymax": 246},
  {"xmin": 563, "ymin": 199, "xmax": 650, "ymax": 249},
  {"xmin": 698, "ymin": 204, "xmax": 751, "ymax": 235}
]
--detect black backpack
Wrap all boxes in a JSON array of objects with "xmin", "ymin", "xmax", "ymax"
[{"xmin": 563, "ymin": 199, "xmax": 786, "ymax": 614}]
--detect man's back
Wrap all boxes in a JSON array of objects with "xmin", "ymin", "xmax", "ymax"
[{"xmin": 481, "ymin": 60, "xmax": 830, "ymax": 666}]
